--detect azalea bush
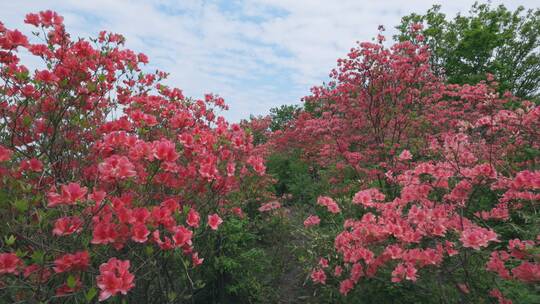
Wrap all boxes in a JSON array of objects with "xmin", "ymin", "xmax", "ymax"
[
  {"xmin": 272, "ymin": 27, "xmax": 540, "ymax": 303},
  {"xmin": 0, "ymin": 11, "xmax": 275, "ymax": 303},
  {"xmin": 1, "ymin": 8, "xmax": 539, "ymax": 304}
]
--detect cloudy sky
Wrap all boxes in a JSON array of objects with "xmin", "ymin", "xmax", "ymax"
[{"xmin": 1, "ymin": 0, "xmax": 538, "ymax": 121}]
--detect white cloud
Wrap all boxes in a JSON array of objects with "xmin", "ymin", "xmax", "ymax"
[{"xmin": 1, "ymin": 0, "xmax": 538, "ymax": 121}]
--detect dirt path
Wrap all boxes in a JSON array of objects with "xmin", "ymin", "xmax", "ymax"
[{"xmin": 276, "ymin": 206, "xmax": 313, "ymax": 303}]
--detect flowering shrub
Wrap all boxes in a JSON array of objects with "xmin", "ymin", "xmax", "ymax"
[
  {"xmin": 1, "ymin": 9, "xmax": 539, "ymax": 304},
  {"xmin": 274, "ymin": 27, "xmax": 539, "ymax": 303},
  {"xmin": 0, "ymin": 11, "xmax": 271, "ymax": 302}
]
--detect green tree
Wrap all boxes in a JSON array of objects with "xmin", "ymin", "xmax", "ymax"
[
  {"xmin": 396, "ymin": 2, "xmax": 540, "ymax": 100},
  {"xmin": 269, "ymin": 104, "xmax": 300, "ymax": 131}
]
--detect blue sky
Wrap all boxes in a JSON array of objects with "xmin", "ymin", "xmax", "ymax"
[{"xmin": 1, "ymin": 0, "xmax": 538, "ymax": 121}]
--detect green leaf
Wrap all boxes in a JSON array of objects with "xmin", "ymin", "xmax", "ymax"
[
  {"xmin": 22, "ymin": 182, "xmax": 33, "ymax": 193},
  {"xmin": 524, "ymin": 147, "xmax": 540, "ymax": 159},
  {"xmin": 67, "ymin": 275, "xmax": 77, "ymax": 289},
  {"xmin": 194, "ymin": 280, "xmax": 206, "ymax": 289},
  {"xmin": 85, "ymin": 287, "xmax": 97, "ymax": 302},
  {"xmin": 145, "ymin": 245, "xmax": 154, "ymax": 256},
  {"xmin": 13, "ymin": 199, "xmax": 28, "ymax": 212},
  {"xmin": 23, "ymin": 116, "xmax": 32, "ymax": 127},
  {"xmin": 31, "ymin": 250, "xmax": 45, "ymax": 264},
  {"xmin": 168, "ymin": 292, "xmax": 177, "ymax": 301},
  {"xmin": 4, "ymin": 235, "xmax": 16, "ymax": 246}
]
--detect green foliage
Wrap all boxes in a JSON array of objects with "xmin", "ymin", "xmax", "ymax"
[
  {"xmin": 194, "ymin": 216, "xmax": 286, "ymax": 303},
  {"xmin": 266, "ymin": 151, "xmax": 327, "ymax": 205},
  {"xmin": 396, "ymin": 2, "xmax": 540, "ymax": 99},
  {"xmin": 269, "ymin": 104, "xmax": 300, "ymax": 131}
]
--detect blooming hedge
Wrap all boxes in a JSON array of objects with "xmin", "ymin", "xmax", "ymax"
[
  {"xmin": 0, "ymin": 11, "xmax": 269, "ymax": 302},
  {"xmin": 271, "ymin": 27, "xmax": 539, "ymax": 303}
]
